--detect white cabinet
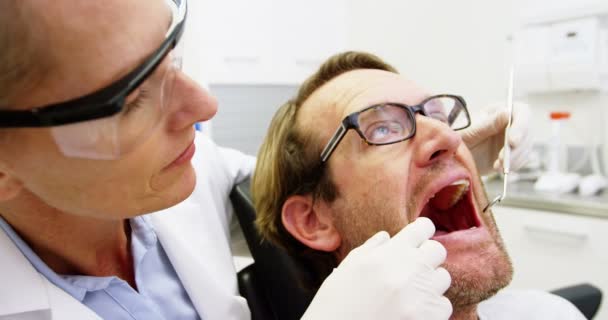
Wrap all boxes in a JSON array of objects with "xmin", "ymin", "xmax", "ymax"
[
  {"xmin": 196, "ymin": 0, "xmax": 347, "ymax": 85},
  {"xmin": 197, "ymin": 0, "xmax": 272, "ymax": 84},
  {"xmin": 493, "ymin": 206, "xmax": 608, "ymax": 319},
  {"xmin": 270, "ymin": 0, "xmax": 347, "ymax": 83}
]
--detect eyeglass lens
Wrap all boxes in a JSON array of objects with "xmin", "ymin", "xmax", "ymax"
[
  {"xmin": 49, "ymin": 51, "xmax": 181, "ymax": 159},
  {"xmin": 357, "ymin": 96, "xmax": 467, "ymax": 145}
]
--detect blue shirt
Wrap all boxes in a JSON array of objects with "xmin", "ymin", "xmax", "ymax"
[{"xmin": 0, "ymin": 215, "xmax": 201, "ymax": 320}]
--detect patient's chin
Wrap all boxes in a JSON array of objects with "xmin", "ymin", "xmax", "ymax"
[{"xmin": 443, "ymin": 242, "xmax": 513, "ymax": 308}]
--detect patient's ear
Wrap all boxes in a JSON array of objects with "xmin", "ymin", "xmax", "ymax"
[
  {"xmin": 282, "ymin": 195, "xmax": 340, "ymax": 252},
  {"xmin": 0, "ymin": 165, "xmax": 23, "ymax": 201}
]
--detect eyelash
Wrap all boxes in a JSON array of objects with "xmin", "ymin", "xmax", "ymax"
[{"xmin": 124, "ymin": 88, "xmax": 149, "ymax": 114}]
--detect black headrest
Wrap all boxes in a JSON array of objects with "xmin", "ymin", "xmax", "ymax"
[{"xmin": 230, "ymin": 178, "xmax": 314, "ymax": 320}]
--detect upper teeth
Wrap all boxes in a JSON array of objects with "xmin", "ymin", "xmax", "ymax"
[
  {"xmin": 428, "ymin": 180, "xmax": 470, "ymax": 210},
  {"xmin": 429, "ymin": 180, "xmax": 469, "ymax": 199},
  {"xmin": 450, "ymin": 179, "xmax": 470, "ymax": 187}
]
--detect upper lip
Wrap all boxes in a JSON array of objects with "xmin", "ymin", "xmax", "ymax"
[
  {"xmin": 414, "ymin": 167, "xmax": 473, "ymax": 221},
  {"xmin": 164, "ymin": 136, "xmax": 195, "ymax": 169}
]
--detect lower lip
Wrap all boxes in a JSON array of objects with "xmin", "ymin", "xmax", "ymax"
[
  {"xmin": 431, "ymin": 226, "xmax": 488, "ymax": 245},
  {"xmin": 165, "ymin": 142, "xmax": 195, "ymax": 170}
]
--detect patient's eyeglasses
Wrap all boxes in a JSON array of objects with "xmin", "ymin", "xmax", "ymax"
[{"xmin": 320, "ymin": 94, "xmax": 471, "ymax": 163}]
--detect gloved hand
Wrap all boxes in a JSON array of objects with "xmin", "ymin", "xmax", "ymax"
[
  {"xmin": 302, "ymin": 218, "xmax": 452, "ymax": 320},
  {"xmin": 460, "ymin": 102, "xmax": 533, "ymax": 176}
]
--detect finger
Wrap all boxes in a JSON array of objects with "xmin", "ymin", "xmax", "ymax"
[
  {"xmin": 430, "ymin": 267, "xmax": 452, "ymax": 295},
  {"xmin": 493, "ymin": 148, "xmax": 505, "ymax": 171},
  {"xmin": 493, "ymin": 158, "xmax": 503, "ymax": 172},
  {"xmin": 502, "ymin": 135, "xmax": 533, "ymax": 171},
  {"xmin": 418, "ymin": 239, "xmax": 447, "ymax": 268},
  {"xmin": 364, "ymin": 230, "xmax": 390, "ymax": 247},
  {"xmin": 419, "ymin": 295, "xmax": 453, "ymax": 320},
  {"xmin": 509, "ymin": 143, "xmax": 534, "ymax": 171},
  {"xmin": 508, "ymin": 125, "xmax": 528, "ymax": 148},
  {"xmin": 391, "ymin": 217, "xmax": 435, "ymax": 248},
  {"xmin": 461, "ymin": 110, "xmax": 509, "ymax": 147},
  {"xmin": 351, "ymin": 231, "xmax": 390, "ymax": 256},
  {"xmin": 459, "ymin": 127, "xmax": 484, "ymax": 148},
  {"xmin": 434, "ymin": 296, "xmax": 453, "ymax": 320}
]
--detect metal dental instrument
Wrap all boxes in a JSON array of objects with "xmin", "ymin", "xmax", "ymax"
[{"xmin": 483, "ymin": 59, "xmax": 515, "ymax": 213}]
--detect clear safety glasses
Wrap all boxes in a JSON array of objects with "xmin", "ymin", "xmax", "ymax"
[{"xmin": 0, "ymin": 0, "xmax": 187, "ymax": 159}]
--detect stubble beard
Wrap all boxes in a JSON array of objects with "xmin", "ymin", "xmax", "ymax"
[{"xmin": 331, "ymin": 168, "xmax": 513, "ymax": 311}]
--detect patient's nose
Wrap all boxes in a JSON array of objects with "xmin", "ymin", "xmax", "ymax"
[{"xmin": 410, "ymin": 114, "xmax": 462, "ymax": 167}]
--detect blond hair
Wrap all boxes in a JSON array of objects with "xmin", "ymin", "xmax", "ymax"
[
  {"xmin": 252, "ymin": 51, "xmax": 398, "ymax": 289},
  {"xmin": 0, "ymin": 1, "xmax": 50, "ymax": 108}
]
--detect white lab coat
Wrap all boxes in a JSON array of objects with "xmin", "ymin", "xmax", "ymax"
[{"xmin": 0, "ymin": 133, "xmax": 256, "ymax": 320}]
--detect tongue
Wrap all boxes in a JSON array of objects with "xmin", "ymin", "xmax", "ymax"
[
  {"xmin": 434, "ymin": 230, "xmax": 449, "ymax": 237},
  {"xmin": 430, "ymin": 184, "xmax": 468, "ymax": 210}
]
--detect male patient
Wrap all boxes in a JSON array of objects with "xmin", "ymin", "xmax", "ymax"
[{"xmin": 252, "ymin": 52, "xmax": 584, "ymax": 319}]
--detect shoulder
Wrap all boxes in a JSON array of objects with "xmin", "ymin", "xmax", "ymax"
[
  {"xmin": 192, "ymin": 133, "xmax": 255, "ymax": 181},
  {"xmin": 477, "ymin": 289, "xmax": 586, "ymax": 320}
]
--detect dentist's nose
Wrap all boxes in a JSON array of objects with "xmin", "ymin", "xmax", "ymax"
[
  {"xmin": 410, "ymin": 114, "xmax": 463, "ymax": 167},
  {"xmin": 166, "ymin": 71, "xmax": 218, "ymax": 132}
]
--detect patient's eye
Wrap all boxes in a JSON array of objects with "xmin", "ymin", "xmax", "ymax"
[{"xmin": 366, "ymin": 121, "xmax": 404, "ymax": 143}]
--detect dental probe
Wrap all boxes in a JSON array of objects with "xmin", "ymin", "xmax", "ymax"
[{"xmin": 483, "ymin": 56, "xmax": 515, "ymax": 213}]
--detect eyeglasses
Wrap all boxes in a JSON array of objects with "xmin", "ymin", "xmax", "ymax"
[
  {"xmin": 320, "ymin": 94, "xmax": 471, "ymax": 162},
  {"xmin": 0, "ymin": 0, "xmax": 187, "ymax": 160}
]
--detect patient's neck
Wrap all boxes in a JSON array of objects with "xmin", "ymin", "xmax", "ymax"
[{"xmin": 450, "ymin": 304, "xmax": 478, "ymax": 320}]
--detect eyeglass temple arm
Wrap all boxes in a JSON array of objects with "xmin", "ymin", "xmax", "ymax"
[{"xmin": 320, "ymin": 124, "xmax": 348, "ymax": 162}]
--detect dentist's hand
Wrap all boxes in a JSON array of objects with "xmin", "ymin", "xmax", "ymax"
[
  {"xmin": 302, "ymin": 218, "xmax": 452, "ymax": 320},
  {"xmin": 460, "ymin": 102, "xmax": 532, "ymax": 176}
]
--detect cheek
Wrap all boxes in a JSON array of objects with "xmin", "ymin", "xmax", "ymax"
[
  {"xmin": 459, "ymin": 145, "xmax": 479, "ymax": 175},
  {"xmin": 7, "ymin": 131, "xmax": 162, "ymax": 217},
  {"xmin": 335, "ymin": 146, "xmax": 412, "ymax": 192},
  {"xmin": 20, "ymin": 157, "xmax": 154, "ymax": 217},
  {"xmin": 333, "ymin": 163, "xmax": 411, "ymax": 240}
]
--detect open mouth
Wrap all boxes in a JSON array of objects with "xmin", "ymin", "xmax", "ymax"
[{"xmin": 419, "ymin": 179, "xmax": 481, "ymax": 237}]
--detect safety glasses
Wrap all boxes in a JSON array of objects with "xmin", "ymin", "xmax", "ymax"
[{"xmin": 0, "ymin": 0, "xmax": 187, "ymax": 159}]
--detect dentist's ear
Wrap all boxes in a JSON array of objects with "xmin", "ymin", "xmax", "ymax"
[
  {"xmin": 281, "ymin": 195, "xmax": 341, "ymax": 252},
  {"xmin": 0, "ymin": 164, "xmax": 23, "ymax": 201}
]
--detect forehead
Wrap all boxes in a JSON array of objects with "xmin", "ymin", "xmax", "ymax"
[
  {"xmin": 16, "ymin": 0, "xmax": 172, "ymax": 109},
  {"xmin": 299, "ymin": 69, "xmax": 429, "ymax": 140}
]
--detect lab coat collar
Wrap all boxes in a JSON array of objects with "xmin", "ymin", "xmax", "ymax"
[
  {"xmin": 0, "ymin": 227, "xmax": 99, "ymax": 320},
  {"xmin": 150, "ymin": 198, "xmax": 250, "ymax": 320}
]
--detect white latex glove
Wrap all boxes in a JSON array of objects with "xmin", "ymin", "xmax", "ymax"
[
  {"xmin": 302, "ymin": 217, "xmax": 452, "ymax": 320},
  {"xmin": 460, "ymin": 102, "xmax": 533, "ymax": 176}
]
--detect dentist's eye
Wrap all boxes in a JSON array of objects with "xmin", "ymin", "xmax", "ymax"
[{"xmin": 123, "ymin": 87, "xmax": 150, "ymax": 115}]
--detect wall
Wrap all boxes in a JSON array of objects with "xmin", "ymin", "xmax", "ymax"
[
  {"xmin": 185, "ymin": 0, "xmax": 608, "ymax": 170},
  {"xmin": 209, "ymin": 85, "xmax": 297, "ymax": 156},
  {"xmin": 346, "ymin": 0, "xmax": 518, "ymax": 110},
  {"xmin": 345, "ymin": 0, "xmax": 608, "ymax": 158}
]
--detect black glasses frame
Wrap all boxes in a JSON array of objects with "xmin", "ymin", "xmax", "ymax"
[
  {"xmin": 319, "ymin": 94, "xmax": 470, "ymax": 162},
  {"xmin": 0, "ymin": 1, "xmax": 187, "ymax": 128}
]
